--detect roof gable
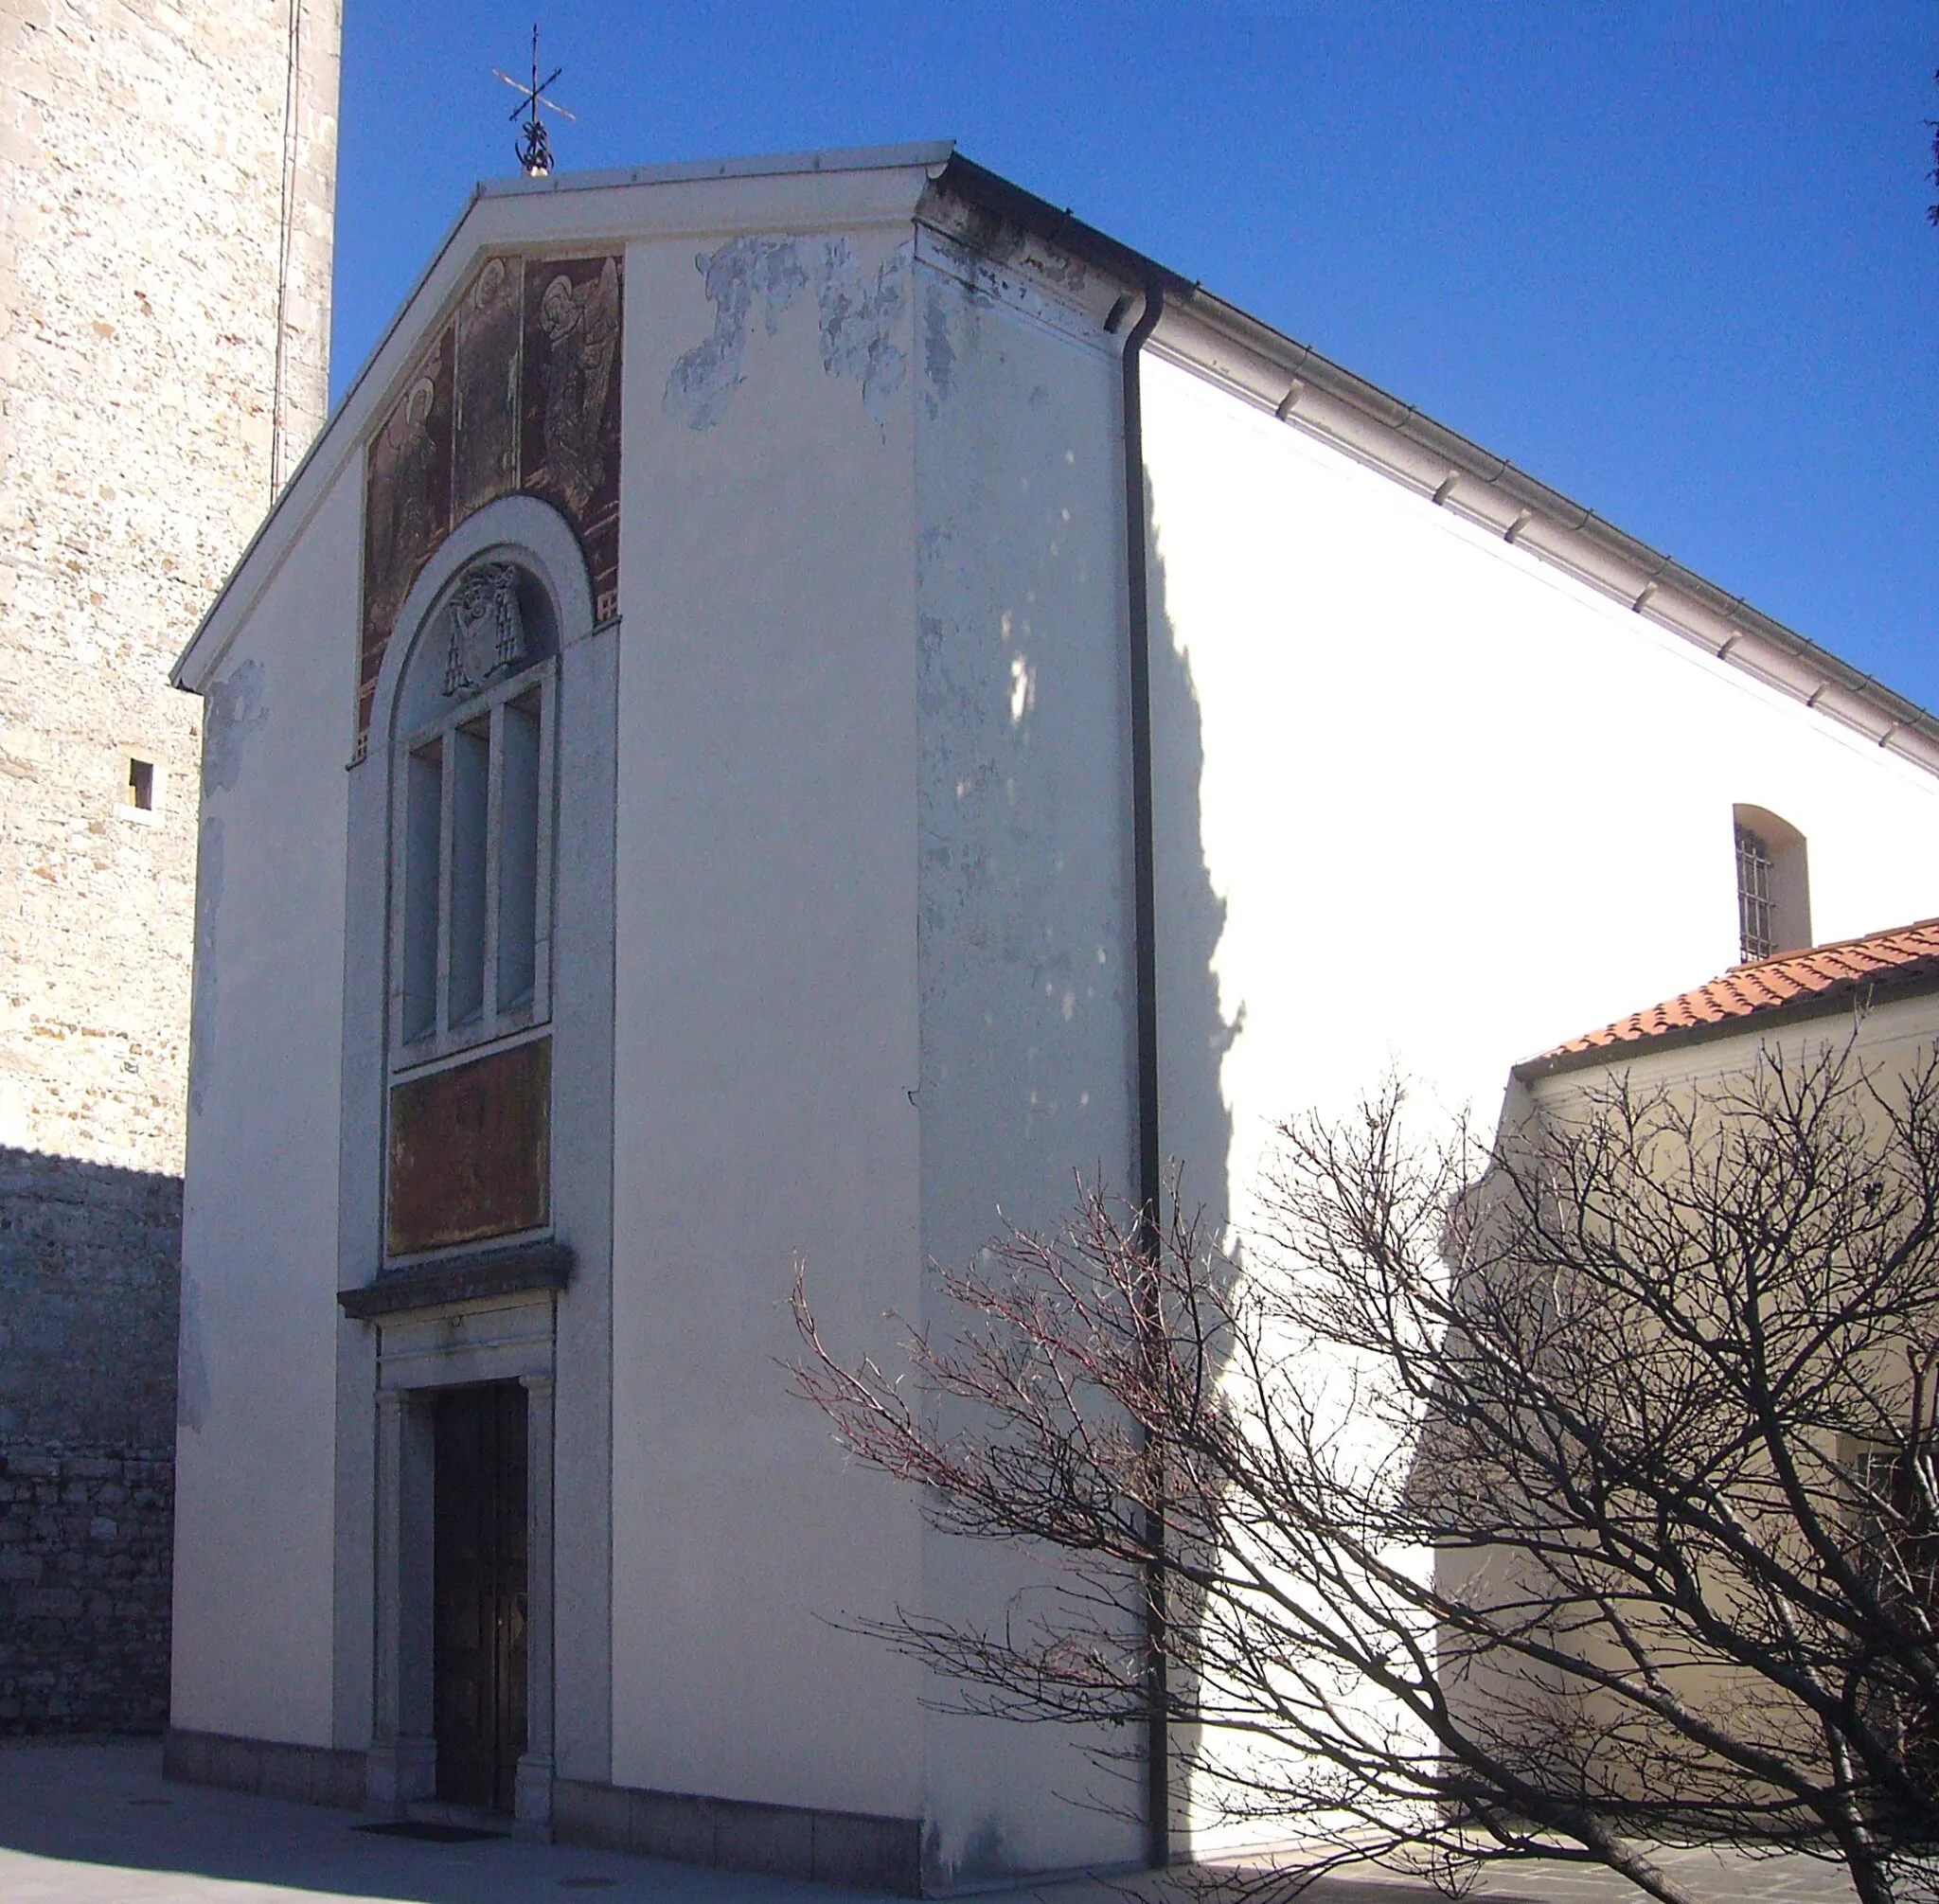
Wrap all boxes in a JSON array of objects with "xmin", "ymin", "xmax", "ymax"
[
  {"xmin": 171, "ymin": 144, "xmax": 952, "ymax": 694},
  {"xmin": 173, "ymin": 143, "xmax": 1939, "ymax": 786}
]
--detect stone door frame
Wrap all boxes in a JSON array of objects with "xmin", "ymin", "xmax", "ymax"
[{"xmin": 363, "ymin": 1287, "xmax": 558, "ymax": 1832}]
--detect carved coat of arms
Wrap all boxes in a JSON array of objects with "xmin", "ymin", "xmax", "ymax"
[{"xmin": 441, "ymin": 562, "xmax": 528, "ymax": 698}]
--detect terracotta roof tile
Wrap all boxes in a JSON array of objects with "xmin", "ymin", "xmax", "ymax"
[{"xmin": 1535, "ymin": 918, "xmax": 1939, "ymax": 1064}]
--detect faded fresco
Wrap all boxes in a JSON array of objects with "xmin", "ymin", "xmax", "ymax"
[
  {"xmin": 522, "ymin": 255, "xmax": 621, "ymax": 605},
  {"xmin": 453, "ymin": 254, "xmax": 524, "ymax": 525},
  {"xmin": 387, "ymin": 1037, "xmax": 551, "ymax": 1255},
  {"xmin": 359, "ymin": 327, "xmax": 454, "ymax": 741},
  {"xmin": 359, "ymin": 250, "xmax": 623, "ymax": 746}
]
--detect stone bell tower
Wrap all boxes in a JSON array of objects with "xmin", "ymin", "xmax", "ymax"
[{"xmin": 0, "ymin": 0, "xmax": 341, "ymax": 1731}]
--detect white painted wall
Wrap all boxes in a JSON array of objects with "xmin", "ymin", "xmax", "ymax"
[
  {"xmin": 608, "ymin": 221, "xmax": 926, "ymax": 1819},
  {"xmin": 911, "ymin": 246, "xmax": 1144, "ymax": 1883},
  {"xmin": 1140, "ymin": 349, "xmax": 1939, "ymax": 1853},
  {"xmin": 170, "ymin": 462, "xmax": 358, "ymax": 1745},
  {"xmin": 1142, "ymin": 349, "xmax": 1939, "ymax": 1229}
]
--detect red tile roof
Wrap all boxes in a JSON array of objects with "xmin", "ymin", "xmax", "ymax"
[{"xmin": 1530, "ymin": 918, "xmax": 1939, "ymax": 1070}]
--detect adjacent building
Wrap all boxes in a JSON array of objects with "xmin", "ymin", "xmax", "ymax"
[
  {"xmin": 164, "ymin": 143, "xmax": 1939, "ymax": 1889},
  {"xmin": 0, "ymin": 0, "xmax": 339, "ymax": 1733},
  {"xmin": 1452, "ymin": 918, "xmax": 1939, "ymax": 1845}
]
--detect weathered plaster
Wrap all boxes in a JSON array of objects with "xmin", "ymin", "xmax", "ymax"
[
  {"xmin": 911, "ymin": 242, "xmax": 1144, "ymax": 1884},
  {"xmin": 171, "ymin": 458, "xmax": 357, "ymax": 1754},
  {"xmin": 200, "ymin": 662, "xmax": 268, "ymax": 797},
  {"xmin": 665, "ymin": 234, "xmax": 908, "ymax": 430},
  {"xmin": 612, "ymin": 218, "xmax": 923, "ymax": 1821},
  {"xmin": 174, "ymin": 1259, "xmax": 209, "ymax": 1435},
  {"xmin": 186, "ymin": 817, "xmax": 222, "ymax": 1117}
]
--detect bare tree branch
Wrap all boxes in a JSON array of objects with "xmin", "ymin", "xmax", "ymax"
[{"xmin": 792, "ymin": 1041, "xmax": 1939, "ymax": 1904}]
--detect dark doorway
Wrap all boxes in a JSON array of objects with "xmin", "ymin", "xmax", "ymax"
[{"xmin": 434, "ymin": 1381, "xmax": 527, "ymax": 1810}]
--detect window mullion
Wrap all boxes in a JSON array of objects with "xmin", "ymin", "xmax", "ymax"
[
  {"xmin": 484, "ymin": 698, "xmax": 505, "ymax": 1035},
  {"xmin": 436, "ymin": 721, "xmax": 455, "ymax": 1042},
  {"xmin": 388, "ymin": 773, "xmax": 406, "ymax": 1052},
  {"xmin": 534, "ymin": 669, "xmax": 556, "ymax": 1014}
]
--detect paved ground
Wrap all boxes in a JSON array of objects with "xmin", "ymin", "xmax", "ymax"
[{"xmin": 0, "ymin": 1739, "xmax": 1870, "ymax": 1904}]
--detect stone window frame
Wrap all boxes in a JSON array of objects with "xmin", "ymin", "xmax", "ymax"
[
  {"xmin": 113, "ymin": 745, "xmax": 166, "ymax": 827},
  {"xmin": 388, "ymin": 648, "xmax": 559, "ymax": 1071}
]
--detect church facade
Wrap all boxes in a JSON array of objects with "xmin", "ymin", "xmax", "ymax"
[{"xmin": 166, "ymin": 145, "xmax": 1939, "ymax": 1890}]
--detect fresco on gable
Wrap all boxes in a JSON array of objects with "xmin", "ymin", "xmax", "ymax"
[
  {"xmin": 453, "ymin": 254, "xmax": 524, "ymax": 525},
  {"xmin": 359, "ymin": 327, "xmax": 453, "ymax": 742},
  {"xmin": 359, "ymin": 249, "xmax": 623, "ymax": 749},
  {"xmin": 522, "ymin": 255, "xmax": 621, "ymax": 615}
]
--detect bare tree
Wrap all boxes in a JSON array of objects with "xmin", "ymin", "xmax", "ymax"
[{"xmin": 792, "ymin": 1041, "xmax": 1939, "ymax": 1904}]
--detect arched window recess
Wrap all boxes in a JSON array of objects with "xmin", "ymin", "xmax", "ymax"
[
  {"xmin": 389, "ymin": 556, "xmax": 560, "ymax": 1067},
  {"xmin": 1733, "ymin": 804, "xmax": 1811, "ymax": 965}
]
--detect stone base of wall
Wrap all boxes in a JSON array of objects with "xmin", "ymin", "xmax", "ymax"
[
  {"xmin": 0, "ymin": 1145, "xmax": 182, "ymax": 1735},
  {"xmin": 0, "ymin": 1442, "xmax": 172, "ymax": 1733},
  {"xmin": 554, "ymin": 1777, "xmax": 922, "ymax": 1895},
  {"xmin": 164, "ymin": 1726, "xmax": 366, "ymax": 1810},
  {"xmin": 161, "ymin": 1735, "xmax": 922, "ymax": 1890}
]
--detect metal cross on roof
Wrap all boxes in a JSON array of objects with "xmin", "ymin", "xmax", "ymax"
[{"xmin": 493, "ymin": 25, "xmax": 576, "ymax": 178}]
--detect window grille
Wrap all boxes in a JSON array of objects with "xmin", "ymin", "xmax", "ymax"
[{"xmin": 1735, "ymin": 822, "xmax": 1774, "ymax": 964}]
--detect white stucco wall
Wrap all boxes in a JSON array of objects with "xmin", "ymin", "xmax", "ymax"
[
  {"xmin": 1141, "ymin": 349, "xmax": 1939, "ymax": 1227},
  {"xmin": 170, "ymin": 463, "xmax": 358, "ymax": 1745},
  {"xmin": 910, "ymin": 244, "xmax": 1144, "ymax": 1883},
  {"xmin": 1138, "ymin": 349, "xmax": 1939, "ymax": 1856},
  {"xmin": 608, "ymin": 221, "xmax": 926, "ymax": 1819}
]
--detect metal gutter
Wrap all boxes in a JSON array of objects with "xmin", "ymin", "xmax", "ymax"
[
  {"xmin": 185, "ymin": 142, "xmax": 1939, "ymax": 772},
  {"xmin": 1114, "ymin": 276, "xmax": 1171, "ymax": 1877}
]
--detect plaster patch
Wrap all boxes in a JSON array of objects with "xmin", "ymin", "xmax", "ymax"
[
  {"xmin": 921, "ymin": 279, "xmax": 956, "ymax": 411},
  {"xmin": 664, "ymin": 236, "xmax": 810, "ymax": 431},
  {"xmin": 665, "ymin": 234, "xmax": 910, "ymax": 430},
  {"xmin": 926, "ymin": 1816, "xmax": 1012, "ymax": 1889},
  {"xmin": 814, "ymin": 238, "xmax": 908, "ymax": 425},
  {"xmin": 187, "ymin": 815, "xmax": 222, "ymax": 1117},
  {"xmin": 201, "ymin": 659, "xmax": 267, "ymax": 794}
]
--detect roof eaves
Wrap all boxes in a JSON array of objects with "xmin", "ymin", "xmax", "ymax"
[
  {"xmin": 1159, "ymin": 288, "xmax": 1939, "ymax": 773},
  {"xmin": 171, "ymin": 177, "xmax": 491, "ymax": 691},
  {"xmin": 932, "ymin": 153, "xmax": 1194, "ymax": 301},
  {"xmin": 927, "ymin": 162, "xmax": 1939, "ymax": 771},
  {"xmin": 181, "ymin": 145, "xmax": 1939, "ymax": 778},
  {"xmin": 1514, "ymin": 961, "xmax": 1939, "ymax": 1083},
  {"xmin": 476, "ymin": 140, "xmax": 957, "ymax": 204}
]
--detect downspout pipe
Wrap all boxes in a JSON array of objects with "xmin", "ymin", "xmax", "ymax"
[{"xmin": 1118, "ymin": 277, "xmax": 1168, "ymax": 1874}]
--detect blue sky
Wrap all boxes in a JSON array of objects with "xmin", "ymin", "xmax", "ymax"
[{"xmin": 334, "ymin": 3, "xmax": 1939, "ymax": 709}]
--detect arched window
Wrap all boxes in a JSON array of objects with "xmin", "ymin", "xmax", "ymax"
[
  {"xmin": 390, "ymin": 557, "xmax": 558, "ymax": 1064},
  {"xmin": 1733, "ymin": 805, "xmax": 1810, "ymax": 964}
]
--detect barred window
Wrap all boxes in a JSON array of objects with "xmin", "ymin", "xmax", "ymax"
[
  {"xmin": 1732, "ymin": 806, "xmax": 1810, "ymax": 965},
  {"xmin": 1735, "ymin": 823, "xmax": 1774, "ymax": 964}
]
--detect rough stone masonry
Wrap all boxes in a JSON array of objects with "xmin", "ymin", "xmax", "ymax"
[{"xmin": 0, "ymin": 0, "xmax": 340, "ymax": 1731}]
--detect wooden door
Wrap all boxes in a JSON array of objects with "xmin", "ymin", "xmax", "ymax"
[{"xmin": 433, "ymin": 1382, "xmax": 528, "ymax": 1810}]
